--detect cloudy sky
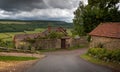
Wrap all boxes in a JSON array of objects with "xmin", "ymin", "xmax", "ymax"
[{"xmin": 0, "ymin": 0, "xmax": 88, "ymax": 22}]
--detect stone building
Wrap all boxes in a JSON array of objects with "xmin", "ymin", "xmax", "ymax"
[
  {"xmin": 13, "ymin": 27, "xmax": 70, "ymax": 49},
  {"xmin": 13, "ymin": 26, "xmax": 88, "ymax": 50},
  {"xmin": 13, "ymin": 33, "xmax": 44, "ymax": 49},
  {"xmin": 89, "ymin": 22, "xmax": 120, "ymax": 50}
]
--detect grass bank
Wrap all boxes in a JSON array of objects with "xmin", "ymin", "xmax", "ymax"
[
  {"xmin": 0, "ymin": 56, "xmax": 38, "ymax": 61},
  {"xmin": 80, "ymin": 54, "xmax": 120, "ymax": 71}
]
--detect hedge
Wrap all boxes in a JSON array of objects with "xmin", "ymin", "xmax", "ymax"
[{"xmin": 87, "ymin": 48, "xmax": 120, "ymax": 63}]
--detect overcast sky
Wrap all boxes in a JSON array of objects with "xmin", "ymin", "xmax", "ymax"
[{"xmin": 0, "ymin": 0, "xmax": 88, "ymax": 22}]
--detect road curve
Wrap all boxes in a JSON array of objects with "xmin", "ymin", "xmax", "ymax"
[{"xmin": 26, "ymin": 48, "xmax": 112, "ymax": 72}]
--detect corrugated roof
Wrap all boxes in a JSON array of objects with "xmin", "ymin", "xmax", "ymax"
[{"xmin": 89, "ymin": 22, "xmax": 120, "ymax": 38}]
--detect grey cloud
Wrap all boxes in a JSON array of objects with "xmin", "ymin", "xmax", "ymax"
[
  {"xmin": 44, "ymin": 0, "xmax": 79, "ymax": 9},
  {"xmin": 0, "ymin": 0, "xmax": 79, "ymax": 11},
  {"xmin": 0, "ymin": 0, "xmax": 48, "ymax": 11},
  {"xmin": 0, "ymin": 0, "xmax": 81, "ymax": 22}
]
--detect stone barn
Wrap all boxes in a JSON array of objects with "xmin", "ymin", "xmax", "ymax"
[
  {"xmin": 13, "ymin": 26, "xmax": 69, "ymax": 49},
  {"xmin": 14, "ymin": 26, "xmax": 88, "ymax": 50},
  {"xmin": 89, "ymin": 22, "xmax": 120, "ymax": 50}
]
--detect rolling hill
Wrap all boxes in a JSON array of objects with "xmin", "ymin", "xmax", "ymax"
[{"xmin": 0, "ymin": 20, "xmax": 73, "ymax": 33}]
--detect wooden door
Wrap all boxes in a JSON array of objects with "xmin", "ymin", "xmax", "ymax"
[{"xmin": 61, "ymin": 39, "xmax": 66, "ymax": 49}]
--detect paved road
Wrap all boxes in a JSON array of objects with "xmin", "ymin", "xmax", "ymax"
[{"xmin": 26, "ymin": 48, "xmax": 112, "ymax": 72}]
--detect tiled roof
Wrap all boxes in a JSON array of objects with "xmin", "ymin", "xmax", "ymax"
[
  {"xmin": 89, "ymin": 22, "xmax": 120, "ymax": 38},
  {"xmin": 14, "ymin": 33, "xmax": 44, "ymax": 41},
  {"xmin": 14, "ymin": 27, "xmax": 68, "ymax": 41},
  {"xmin": 42, "ymin": 27, "xmax": 67, "ymax": 36}
]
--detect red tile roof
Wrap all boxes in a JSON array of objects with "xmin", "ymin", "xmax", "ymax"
[{"xmin": 89, "ymin": 22, "xmax": 120, "ymax": 38}]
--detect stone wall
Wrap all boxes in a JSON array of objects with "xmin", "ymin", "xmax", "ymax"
[
  {"xmin": 35, "ymin": 39, "xmax": 61, "ymax": 49},
  {"xmin": 15, "ymin": 40, "xmax": 30, "ymax": 50},
  {"xmin": 70, "ymin": 37, "xmax": 88, "ymax": 47},
  {"xmin": 15, "ymin": 37, "xmax": 88, "ymax": 50},
  {"xmin": 90, "ymin": 36, "xmax": 120, "ymax": 49}
]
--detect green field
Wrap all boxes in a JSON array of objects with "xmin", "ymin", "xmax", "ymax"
[{"xmin": 0, "ymin": 55, "xmax": 38, "ymax": 61}]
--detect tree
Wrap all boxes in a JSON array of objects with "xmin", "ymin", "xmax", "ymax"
[
  {"xmin": 73, "ymin": 0, "xmax": 120, "ymax": 34},
  {"xmin": 73, "ymin": 1, "xmax": 85, "ymax": 36}
]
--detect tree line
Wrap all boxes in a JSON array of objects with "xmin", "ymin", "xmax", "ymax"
[
  {"xmin": 0, "ymin": 21, "xmax": 73, "ymax": 33},
  {"xmin": 73, "ymin": 0, "xmax": 120, "ymax": 36}
]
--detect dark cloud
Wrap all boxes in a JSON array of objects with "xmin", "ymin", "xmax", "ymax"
[
  {"xmin": 0, "ymin": 0, "xmax": 80, "ymax": 22},
  {"xmin": 0, "ymin": 0, "xmax": 48, "ymax": 11},
  {"xmin": 0, "ymin": 0, "xmax": 79, "ymax": 11}
]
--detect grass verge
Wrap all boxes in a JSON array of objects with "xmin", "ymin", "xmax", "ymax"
[
  {"xmin": 80, "ymin": 54, "xmax": 120, "ymax": 71},
  {"xmin": 0, "ymin": 56, "xmax": 38, "ymax": 61}
]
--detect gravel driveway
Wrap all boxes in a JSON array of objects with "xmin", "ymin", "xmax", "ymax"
[{"xmin": 26, "ymin": 48, "xmax": 112, "ymax": 72}]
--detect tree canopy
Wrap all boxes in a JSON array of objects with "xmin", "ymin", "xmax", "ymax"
[{"xmin": 73, "ymin": 0, "xmax": 120, "ymax": 35}]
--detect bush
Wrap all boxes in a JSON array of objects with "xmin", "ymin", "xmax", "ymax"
[
  {"xmin": 47, "ymin": 32, "xmax": 64, "ymax": 39},
  {"xmin": 87, "ymin": 48, "xmax": 120, "ymax": 62},
  {"xmin": 87, "ymin": 35, "xmax": 91, "ymax": 42},
  {"xmin": 0, "ymin": 39, "xmax": 14, "ymax": 48}
]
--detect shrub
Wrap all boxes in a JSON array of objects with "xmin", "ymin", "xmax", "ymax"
[
  {"xmin": 87, "ymin": 48, "xmax": 120, "ymax": 62},
  {"xmin": 111, "ymin": 50, "xmax": 120, "ymax": 61},
  {"xmin": 26, "ymin": 39, "xmax": 36, "ymax": 44},
  {"xmin": 87, "ymin": 35, "xmax": 91, "ymax": 42},
  {"xmin": 47, "ymin": 32, "xmax": 64, "ymax": 39},
  {"xmin": 0, "ymin": 39, "xmax": 14, "ymax": 48}
]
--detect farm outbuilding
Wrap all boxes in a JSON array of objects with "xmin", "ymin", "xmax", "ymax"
[
  {"xmin": 89, "ymin": 22, "xmax": 120, "ymax": 50},
  {"xmin": 13, "ymin": 26, "xmax": 88, "ymax": 50},
  {"xmin": 13, "ymin": 26, "xmax": 68, "ymax": 49}
]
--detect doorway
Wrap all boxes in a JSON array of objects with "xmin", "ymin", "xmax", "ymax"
[{"xmin": 61, "ymin": 39, "xmax": 66, "ymax": 49}]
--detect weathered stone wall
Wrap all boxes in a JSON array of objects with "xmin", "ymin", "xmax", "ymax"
[
  {"xmin": 34, "ymin": 39, "xmax": 61, "ymax": 49},
  {"xmin": 90, "ymin": 36, "xmax": 120, "ymax": 49},
  {"xmin": 15, "ymin": 37, "xmax": 88, "ymax": 50},
  {"xmin": 15, "ymin": 40, "xmax": 30, "ymax": 50},
  {"xmin": 70, "ymin": 37, "xmax": 88, "ymax": 47}
]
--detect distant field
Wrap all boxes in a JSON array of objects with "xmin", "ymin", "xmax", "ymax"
[
  {"xmin": 67, "ymin": 29, "xmax": 72, "ymax": 36},
  {"xmin": 0, "ymin": 28, "xmax": 46, "ymax": 41},
  {"xmin": 0, "ymin": 20, "xmax": 73, "ymax": 33},
  {"xmin": 0, "ymin": 21, "xmax": 30, "ymax": 24}
]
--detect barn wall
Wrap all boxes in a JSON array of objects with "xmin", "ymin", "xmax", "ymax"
[{"xmin": 90, "ymin": 36, "xmax": 120, "ymax": 49}]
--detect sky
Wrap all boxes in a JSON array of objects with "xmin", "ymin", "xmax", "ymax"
[{"xmin": 0, "ymin": 0, "xmax": 88, "ymax": 22}]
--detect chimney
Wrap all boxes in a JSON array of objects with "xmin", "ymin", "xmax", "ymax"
[{"xmin": 48, "ymin": 25, "xmax": 51, "ymax": 33}]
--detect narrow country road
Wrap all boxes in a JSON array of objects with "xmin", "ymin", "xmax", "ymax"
[{"xmin": 26, "ymin": 48, "xmax": 112, "ymax": 72}]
